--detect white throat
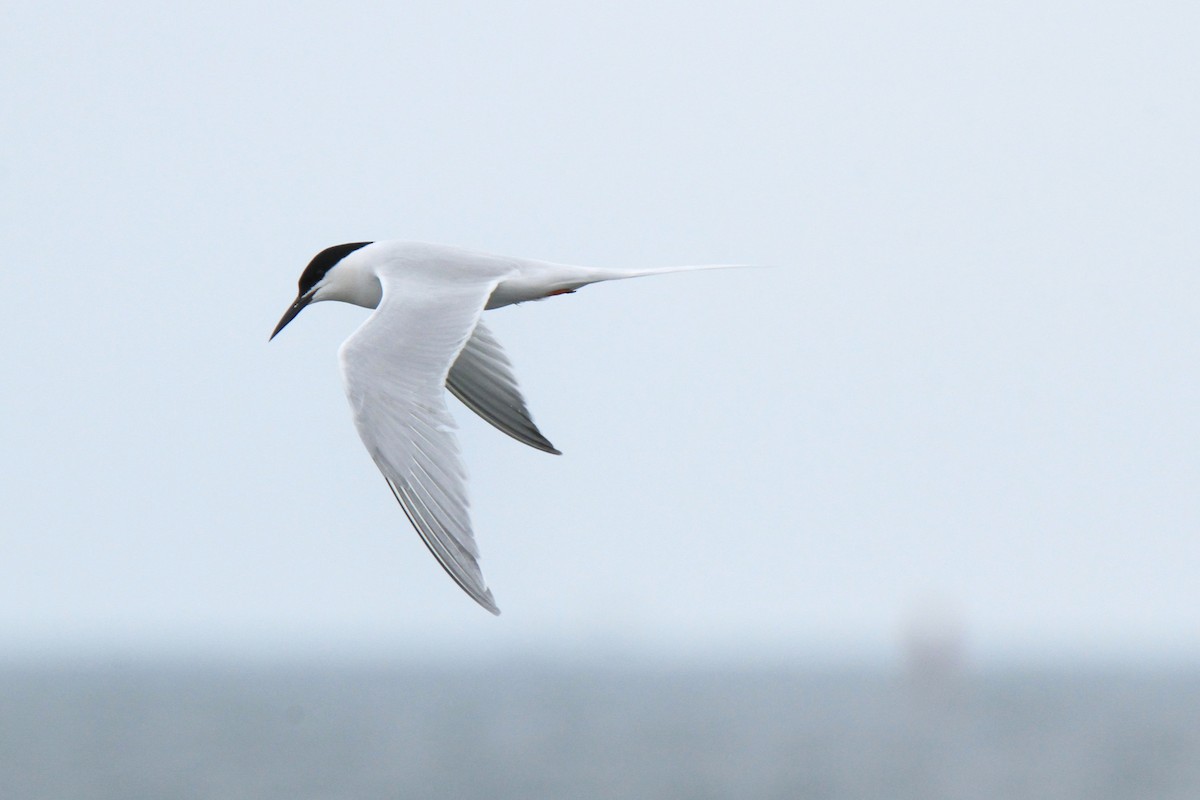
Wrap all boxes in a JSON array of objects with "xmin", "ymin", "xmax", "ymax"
[{"xmin": 312, "ymin": 258, "xmax": 383, "ymax": 309}]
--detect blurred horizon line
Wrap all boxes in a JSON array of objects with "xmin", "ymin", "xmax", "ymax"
[{"xmin": 3, "ymin": 635, "xmax": 1198, "ymax": 673}]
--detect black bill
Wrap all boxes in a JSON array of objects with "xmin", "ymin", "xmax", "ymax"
[{"xmin": 270, "ymin": 293, "xmax": 314, "ymax": 340}]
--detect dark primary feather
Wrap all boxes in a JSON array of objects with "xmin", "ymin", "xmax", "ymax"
[{"xmin": 447, "ymin": 322, "xmax": 561, "ymax": 455}]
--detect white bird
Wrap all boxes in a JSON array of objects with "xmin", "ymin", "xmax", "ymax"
[{"xmin": 271, "ymin": 241, "xmax": 728, "ymax": 614}]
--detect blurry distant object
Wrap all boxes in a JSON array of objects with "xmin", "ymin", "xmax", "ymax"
[{"xmin": 902, "ymin": 599, "xmax": 968, "ymax": 690}]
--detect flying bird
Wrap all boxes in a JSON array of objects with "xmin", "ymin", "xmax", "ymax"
[{"xmin": 271, "ymin": 241, "xmax": 728, "ymax": 614}]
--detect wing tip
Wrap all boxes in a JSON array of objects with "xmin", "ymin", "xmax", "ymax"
[
  {"xmin": 467, "ymin": 578, "xmax": 501, "ymax": 616},
  {"xmin": 445, "ymin": 381, "xmax": 562, "ymax": 456},
  {"xmin": 480, "ymin": 596, "xmax": 502, "ymax": 616},
  {"xmin": 520, "ymin": 432, "xmax": 561, "ymax": 455}
]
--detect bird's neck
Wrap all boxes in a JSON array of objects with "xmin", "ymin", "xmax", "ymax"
[{"xmin": 314, "ymin": 261, "xmax": 383, "ymax": 309}]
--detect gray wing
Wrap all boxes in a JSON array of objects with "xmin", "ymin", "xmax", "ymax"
[
  {"xmin": 339, "ymin": 269, "xmax": 512, "ymax": 615},
  {"xmin": 446, "ymin": 321, "xmax": 561, "ymax": 455}
]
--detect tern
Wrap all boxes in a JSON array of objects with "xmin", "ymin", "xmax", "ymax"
[{"xmin": 271, "ymin": 241, "xmax": 727, "ymax": 614}]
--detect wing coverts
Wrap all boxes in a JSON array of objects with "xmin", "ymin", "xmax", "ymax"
[{"xmin": 339, "ymin": 269, "xmax": 511, "ymax": 614}]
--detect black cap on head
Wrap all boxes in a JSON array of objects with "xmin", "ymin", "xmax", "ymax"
[
  {"xmin": 298, "ymin": 241, "xmax": 374, "ymax": 297},
  {"xmin": 270, "ymin": 241, "xmax": 373, "ymax": 341}
]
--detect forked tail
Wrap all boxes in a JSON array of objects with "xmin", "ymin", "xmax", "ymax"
[
  {"xmin": 582, "ymin": 262, "xmax": 756, "ymax": 287},
  {"xmin": 488, "ymin": 259, "xmax": 755, "ymax": 308}
]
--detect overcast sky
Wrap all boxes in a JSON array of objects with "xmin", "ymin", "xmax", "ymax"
[{"xmin": 2, "ymin": 1, "xmax": 1197, "ymax": 665}]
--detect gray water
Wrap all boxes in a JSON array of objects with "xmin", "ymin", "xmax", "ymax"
[{"xmin": 2, "ymin": 660, "xmax": 1198, "ymax": 799}]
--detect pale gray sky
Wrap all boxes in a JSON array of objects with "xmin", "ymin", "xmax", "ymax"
[{"xmin": 2, "ymin": 1, "xmax": 1197, "ymax": 664}]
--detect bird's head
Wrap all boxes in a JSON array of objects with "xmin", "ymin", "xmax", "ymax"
[{"xmin": 270, "ymin": 241, "xmax": 375, "ymax": 340}]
